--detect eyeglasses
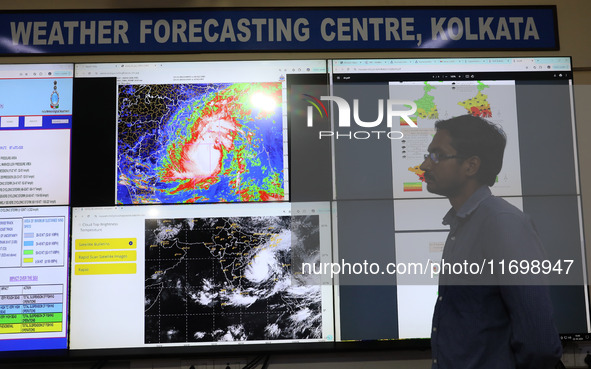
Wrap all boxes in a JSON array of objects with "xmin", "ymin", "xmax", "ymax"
[{"xmin": 423, "ymin": 152, "xmax": 463, "ymax": 164}]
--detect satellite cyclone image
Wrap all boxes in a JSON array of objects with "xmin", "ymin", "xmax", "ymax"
[
  {"xmin": 144, "ymin": 214, "xmax": 323, "ymax": 344},
  {"xmin": 117, "ymin": 82, "xmax": 285, "ymax": 204}
]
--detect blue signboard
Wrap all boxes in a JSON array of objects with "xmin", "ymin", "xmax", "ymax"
[{"xmin": 0, "ymin": 7, "xmax": 558, "ymax": 54}]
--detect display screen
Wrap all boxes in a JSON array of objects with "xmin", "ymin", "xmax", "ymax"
[
  {"xmin": 0, "ymin": 64, "xmax": 72, "ymax": 355},
  {"xmin": 329, "ymin": 57, "xmax": 588, "ymax": 341},
  {"xmin": 69, "ymin": 202, "xmax": 333, "ymax": 351},
  {"xmin": 74, "ymin": 60, "xmax": 327, "ymax": 205}
]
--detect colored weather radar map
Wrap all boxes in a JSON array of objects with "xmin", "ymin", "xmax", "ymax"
[
  {"xmin": 117, "ymin": 82, "xmax": 286, "ymax": 204},
  {"xmin": 390, "ymin": 80, "xmax": 522, "ymax": 198},
  {"xmin": 405, "ymin": 80, "xmax": 495, "ymax": 184},
  {"xmin": 401, "ymin": 80, "xmax": 493, "ymax": 127}
]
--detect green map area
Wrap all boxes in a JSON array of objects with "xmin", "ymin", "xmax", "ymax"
[{"xmin": 414, "ymin": 82, "xmax": 439, "ymax": 119}]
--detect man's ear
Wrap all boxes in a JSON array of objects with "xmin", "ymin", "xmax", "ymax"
[{"xmin": 463, "ymin": 156, "xmax": 481, "ymax": 178}]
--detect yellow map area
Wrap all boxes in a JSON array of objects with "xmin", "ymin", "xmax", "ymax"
[
  {"xmin": 408, "ymin": 165, "xmax": 425, "ymax": 181},
  {"xmin": 416, "ymin": 106, "xmax": 438, "ymax": 119},
  {"xmin": 458, "ymin": 91, "xmax": 492, "ymax": 118}
]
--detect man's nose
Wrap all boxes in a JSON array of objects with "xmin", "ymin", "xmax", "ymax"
[{"xmin": 419, "ymin": 157, "xmax": 430, "ymax": 172}]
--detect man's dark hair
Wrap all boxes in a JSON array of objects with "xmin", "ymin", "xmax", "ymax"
[{"xmin": 435, "ymin": 114, "xmax": 507, "ymax": 187}]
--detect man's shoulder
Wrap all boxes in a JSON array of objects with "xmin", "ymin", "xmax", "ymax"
[
  {"xmin": 478, "ymin": 195, "xmax": 523, "ymax": 217},
  {"xmin": 470, "ymin": 195, "xmax": 542, "ymax": 244}
]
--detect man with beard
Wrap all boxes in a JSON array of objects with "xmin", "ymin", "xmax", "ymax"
[{"xmin": 419, "ymin": 115, "xmax": 562, "ymax": 368}]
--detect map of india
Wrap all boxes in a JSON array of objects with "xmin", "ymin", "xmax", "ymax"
[
  {"xmin": 458, "ymin": 81, "xmax": 492, "ymax": 117},
  {"xmin": 415, "ymin": 82, "xmax": 439, "ymax": 121},
  {"xmin": 144, "ymin": 215, "xmax": 322, "ymax": 343},
  {"xmin": 117, "ymin": 82, "xmax": 285, "ymax": 204}
]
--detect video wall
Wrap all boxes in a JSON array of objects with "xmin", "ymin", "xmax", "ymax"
[{"xmin": 0, "ymin": 57, "xmax": 587, "ymax": 356}]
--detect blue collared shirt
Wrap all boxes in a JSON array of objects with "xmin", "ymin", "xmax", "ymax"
[{"xmin": 431, "ymin": 186, "xmax": 562, "ymax": 369}]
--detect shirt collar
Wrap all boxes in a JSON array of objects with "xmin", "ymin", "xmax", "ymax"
[{"xmin": 442, "ymin": 185, "xmax": 492, "ymax": 226}]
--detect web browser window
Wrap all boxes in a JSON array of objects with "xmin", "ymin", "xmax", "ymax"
[
  {"xmin": 69, "ymin": 202, "xmax": 334, "ymax": 350},
  {"xmin": 328, "ymin": 57, "xmax": 588, "ymax": 341},
  {"xmin": 74, "ymin": 61, "xmax": 327, "ymax": 205}
]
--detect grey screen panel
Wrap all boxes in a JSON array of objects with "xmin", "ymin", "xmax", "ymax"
[
  {"xmin": 333, "ymin": 83, "xmax": 394, "ymax": 200},
  {"xmin": 516, "ymin": 82, "xmax": 578, "ymax": 196},
  {"xmin": 549, "ymin": 286, "xmax": 588, "ymax": 334},
  {"xmin": 523, "ymin": 195, "xmax": 584, "ymax": 285},
  {"xmin": 338, "ymin": 285, "xmax": 399, "ymax": 341},
  {"xmin": 289, "ymin": 80, "xmax": 333, "ymax": 202},
  {"xmin": 335, "ymin": 199, "xmax": 396, "ymax": 285}
]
